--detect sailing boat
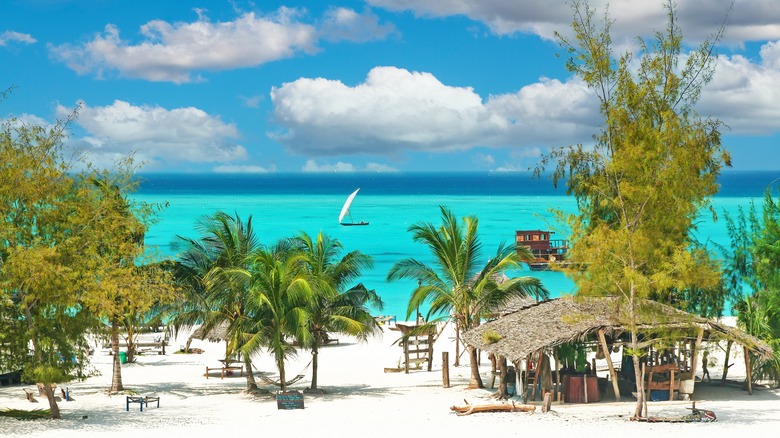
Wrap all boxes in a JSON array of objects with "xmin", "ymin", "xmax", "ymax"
[{"xmin": 339, "ymin": 188, "xmax": 369, "ymax": 226}]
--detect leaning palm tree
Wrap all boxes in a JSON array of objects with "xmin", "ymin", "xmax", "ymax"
[
  {"xmin": 169, "ymin": 211, "xmax": 263, "ymax": 392},
  {"xmin": 240, "ymin": 240, "xmax": 314, "ymax": 393},
  {"xmin": 387, "ymin": 206, "xmax": 548, "ymax": 388},
  {"xmin": 292, "ymin": 231, "xmax": 383, "ymax": 393}
]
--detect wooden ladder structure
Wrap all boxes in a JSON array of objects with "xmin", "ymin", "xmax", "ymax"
[
  {"xmin": 402, "ymin": 332, "xmax": 433, "ymax": 373},
  {"xmin": 394, "ymin": 323, "xmax": 435, "ymax": 373}
]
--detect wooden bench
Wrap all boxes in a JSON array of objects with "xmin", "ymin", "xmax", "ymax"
[
  {"xmin": 126, "ymin": 395, "xmax": 160, "ymax": 412},
  {"xmin": 206, "ymin": 365, "xmax": 244, "ymax": 379}
]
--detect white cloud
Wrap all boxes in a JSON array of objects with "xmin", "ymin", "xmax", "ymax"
[
  {"xmin": 302, "ymin": 159, "xmax": 355, "ymax": 172},
  {"xmin": 49, "ymin": 9, "xmax": 318, "ymax": 83},
  {"xmin": 271, "ymin": 66, "xmax": 597, "ymax": 157},
  {"xmin": 300, "ymin": 160, "xmax": 397, "ymax": 172},
  {"xmin": 58, "ymin": 100, "xmax": 246, "ymax": 170},
  {"xmin": 213, "ymin": 164, "xmax": 274, "ymax": 173},
  {"xmin": 698, "ymin": 49, "xmax": 780, "ymax": 135},
  {"xmin": 239, "ymin": 95, "xmax": 263, "ymax": 108},
  {"xmin": 320, "ymin": 7, "xmax": 397, "ymax": 43},
  {"xmin": 365, "ymin": 162, "xmax": 399, "ymax": 172},
  {"xmin": 367, "ymin": 0, "xmax": 780, "ymax": 44},
  {"xmin": 0, "ymin": 31, "xmax": 36, "ymax": 46}
]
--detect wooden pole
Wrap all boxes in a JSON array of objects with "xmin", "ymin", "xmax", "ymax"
[
  {"xmin": 689, "ymin": 328, "xmax": 704, "ymax": 393},
  {"xmin": 552, "ymin": 348, "xmax": 561, "ymax": 402},
  {"xmin": 743, "ymin": 345, "xmax": 753, "ymax": 395},
  {"xmin": 597, "ymin": 329, "xmax": 621, "ymax": 402},
  {"xmin": 442, "ymin": 351, "xmax": 450, "ymax": 388}
]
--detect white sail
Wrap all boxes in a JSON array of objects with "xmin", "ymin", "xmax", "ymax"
[{"xmin": 339, "ymin": 188, "xmax": 360, "ymax": 224}]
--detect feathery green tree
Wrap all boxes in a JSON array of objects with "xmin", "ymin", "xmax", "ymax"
[
  {"xmin": 538, "ymin": 0, "xmax": 729, "ymax": 417},
  {"xmin": 721, "ymin": 190, "xmax": 780, "ymax": 385}
]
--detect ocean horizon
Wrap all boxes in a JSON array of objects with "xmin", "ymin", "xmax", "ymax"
[{"xmin": 134, "ymin": 170, "xmax": 780, "ymax": 319}]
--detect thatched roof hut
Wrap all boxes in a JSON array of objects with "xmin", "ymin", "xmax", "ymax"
[
  {"xmin": 463, "ymin": 296, "xmax": 772, "ymax": 364},
  {"xmin": 190, "ymin": 321, "xmax": 231, "ymax": 343}
]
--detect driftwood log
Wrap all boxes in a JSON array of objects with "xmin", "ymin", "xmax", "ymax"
[{"xmin": 450, "ymin": 400, "xmax": 536, "ymax": 416}]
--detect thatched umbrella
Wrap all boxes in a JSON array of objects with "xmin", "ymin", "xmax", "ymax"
[{"xmin": 189, "ymin": 321, "xmax": 231, "ymax": 343}]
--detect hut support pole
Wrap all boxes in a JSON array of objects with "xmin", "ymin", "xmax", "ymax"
[
  {"xmin": 598, "ymin": 329, "xmax": 621, "ymax": 402},
  {"xmin": 689, "ymin": 328, "xmax": 704, "ymax": 382},
  {"xmin": 743, "ymin": 346, "xmax": 753, "ymax": 395},
  {"xmin": 552, "ymin": 348, "xmax": 561, "ymax": 402}
]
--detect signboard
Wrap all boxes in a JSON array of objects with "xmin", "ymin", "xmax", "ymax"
[{"xmin": 276, "ymin": 390, "xmax": 304, "ymax": 410}]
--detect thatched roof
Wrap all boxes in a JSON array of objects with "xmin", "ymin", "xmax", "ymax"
[
  {"xmin": 463, "ymin": 296, "xmax": 773, "ymax": 363},
  {"xmin": 190, "ymin": 321, "xmax": 230, "ymax": 343}
]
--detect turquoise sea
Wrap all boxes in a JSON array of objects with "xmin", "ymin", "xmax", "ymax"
[{"xmin": 134, "ymin": 171, "xmax": 780, "ymax": 319}]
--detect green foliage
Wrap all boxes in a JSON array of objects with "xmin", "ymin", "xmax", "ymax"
[
  {"xmin": 388, "ymin": 205, "xmax": 548, "ymax": 388},
  {"xmin": 540, "ymin": 0, "xmax": 727, "ymax": 304},
  {"xmin": 538, "ymin": 1, "xmax": 730, "ymax": 416},
  {"xmin": 722, "ymin": 189, "xmax": 780, "ymax": 385},
  {"xmin": 482, "ymin": 330, "xmax": 502, "ymax": 345}
]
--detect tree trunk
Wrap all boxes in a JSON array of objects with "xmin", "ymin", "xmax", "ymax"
[
  {"xmin": 308, "ymin": 344, "xmax": 321, "ymax": 393},
  {"xmin": 454, "ymin": 324, "xmax": 460, "ymax": 367},
  {"xmin": 497, "ymin": 356, "xmax": 509, "ymax": 399},
  {"xmin": 110, "ymin": 317, "xmax": 124, "ymax": 393},
  {"xmin": 467, "ymin": 345, "xmax": 483, "ymax": 389},
  {"xmin": 243, "ymin": 355, "xmax": 258, "ymax": 392},
  {"xmin": 721, "ymin": 340, "xmax": 733, "ymax": 385},
  {"xmin": 42, "ymin": 384, "xmax": 60, "ymax": 419},
  {"xmin": 629, "ymin": 290, "xmax": 644, "ymax": 419},
  {"xmin": 277, "ymin": 355, "xmax": 287, "ymax": 393}
]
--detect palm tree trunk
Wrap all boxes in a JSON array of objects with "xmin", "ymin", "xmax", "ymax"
[
  {"xmin": 467, "ymin": 345, "xmax": 484, "ymax": 389},
  {"xmin": 309, "ymin": 345, "xmax": 320, "ymax": 392},
  {"xmin": 277, "ymin": 354, "xmax": 287, "ymax": 393},
  {"xmin": 243, "ymin": 355, "xmax": 258, "ymax": 392},
  {"xmin": 110, "ymin": 317, "xmax": 124, "ymax": 393},
  {"xmin": 454, "ymin": 324, "xmax": 461, "ymax": 367}
]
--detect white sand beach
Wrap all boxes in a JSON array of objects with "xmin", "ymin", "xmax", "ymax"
[{"xmin": 1, "ymin": 321, "xmax": 778, "ymax": 438}]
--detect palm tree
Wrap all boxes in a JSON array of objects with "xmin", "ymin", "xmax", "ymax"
[
  {"xmin": 170, "ymin": 211, "xmax": 263, "ymax": 392},
  {"xmin": 239, "ymin": 240, "xmax": 314, "ymax": 393},
  {"xmin": 292, "ymin": 231, "xmax": 383, "ymax": 393},
  {"xmin": 387, "ymin": 206, "xmax": 548, "ymax": 388}
]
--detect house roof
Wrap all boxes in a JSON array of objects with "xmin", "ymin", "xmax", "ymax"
[{"xmin": 462, "ymin": 296, "xmax": 773, "ymax": 363}]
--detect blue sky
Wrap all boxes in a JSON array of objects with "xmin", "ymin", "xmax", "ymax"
[{"xmin": 2, "ymin": 0, "xmax": 780, "ymax": 173}]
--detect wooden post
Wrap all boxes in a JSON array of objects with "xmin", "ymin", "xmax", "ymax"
[
  {"xmin": 403, "ymin": 337, "xmax": 410, "ymax": 374},
  {"xmin": 530, "ymin": 349, "xmax": 544, "ymax": 401},
  {"xmin": 522, "ymin": 355, "xmax": 531, "ymax": 404},
  {"xmin": 442, "ymin": 351, "xmax": 450, "ymax": 388},
  {"xmin": 597, "ymin": 329, "xmax": 621, "ymax": 402},
  {"xmin": 427, "ymin": 333, "xmax": 434, "ymax": 372},
  {"xmin": 689, "ymin": 328, "xmax": 704, "ymax": 393},
  {"xmin": 454, "ymin": 324, "xmax": 460, "ymax": 367},
  {"xmin": 552, "ymin": 348, "xmax": 561, "ymax": 402},
  {"xmin": 542, "ymin": 391, "xmax": 552, "ymax": 413},
  {"xmin": 743, "ymin": 345, "xmax": 753, "ymax": 395}
]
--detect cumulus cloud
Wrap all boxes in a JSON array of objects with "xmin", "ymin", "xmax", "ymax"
[
  {"xmin": 58, "ymin": 100, "xmax": 246, "ymax": 170},
  {"xmin": 0, "ymin": 30, "xmax": 36, "ymax": 46},
  {"xmin": 320, "ymin": 7, "xmax": 397, "ymax": 43},
  {"xmin": 49, "ymin": 8, "xmax": 318, "ymax": 83},
  {"xmin": 271, "ymin": 66, "xmax": 597, "ymax": 157},
  {"xmin": 367, "ymin": 0, "xmax": 780, "ymax": 44},
  {"xmin": 699, "ymin": 49, "xmax": 780, "ymax": 135}
]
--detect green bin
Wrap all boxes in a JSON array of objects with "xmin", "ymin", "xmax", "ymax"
[{"xmin": 119, "ymin": 351, "xmax": 127, "ymax": 364}]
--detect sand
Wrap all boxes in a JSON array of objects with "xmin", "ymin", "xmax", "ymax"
[{"xmin": 1, "ymin": 321, "xmax": 778, "ymax": 438}]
